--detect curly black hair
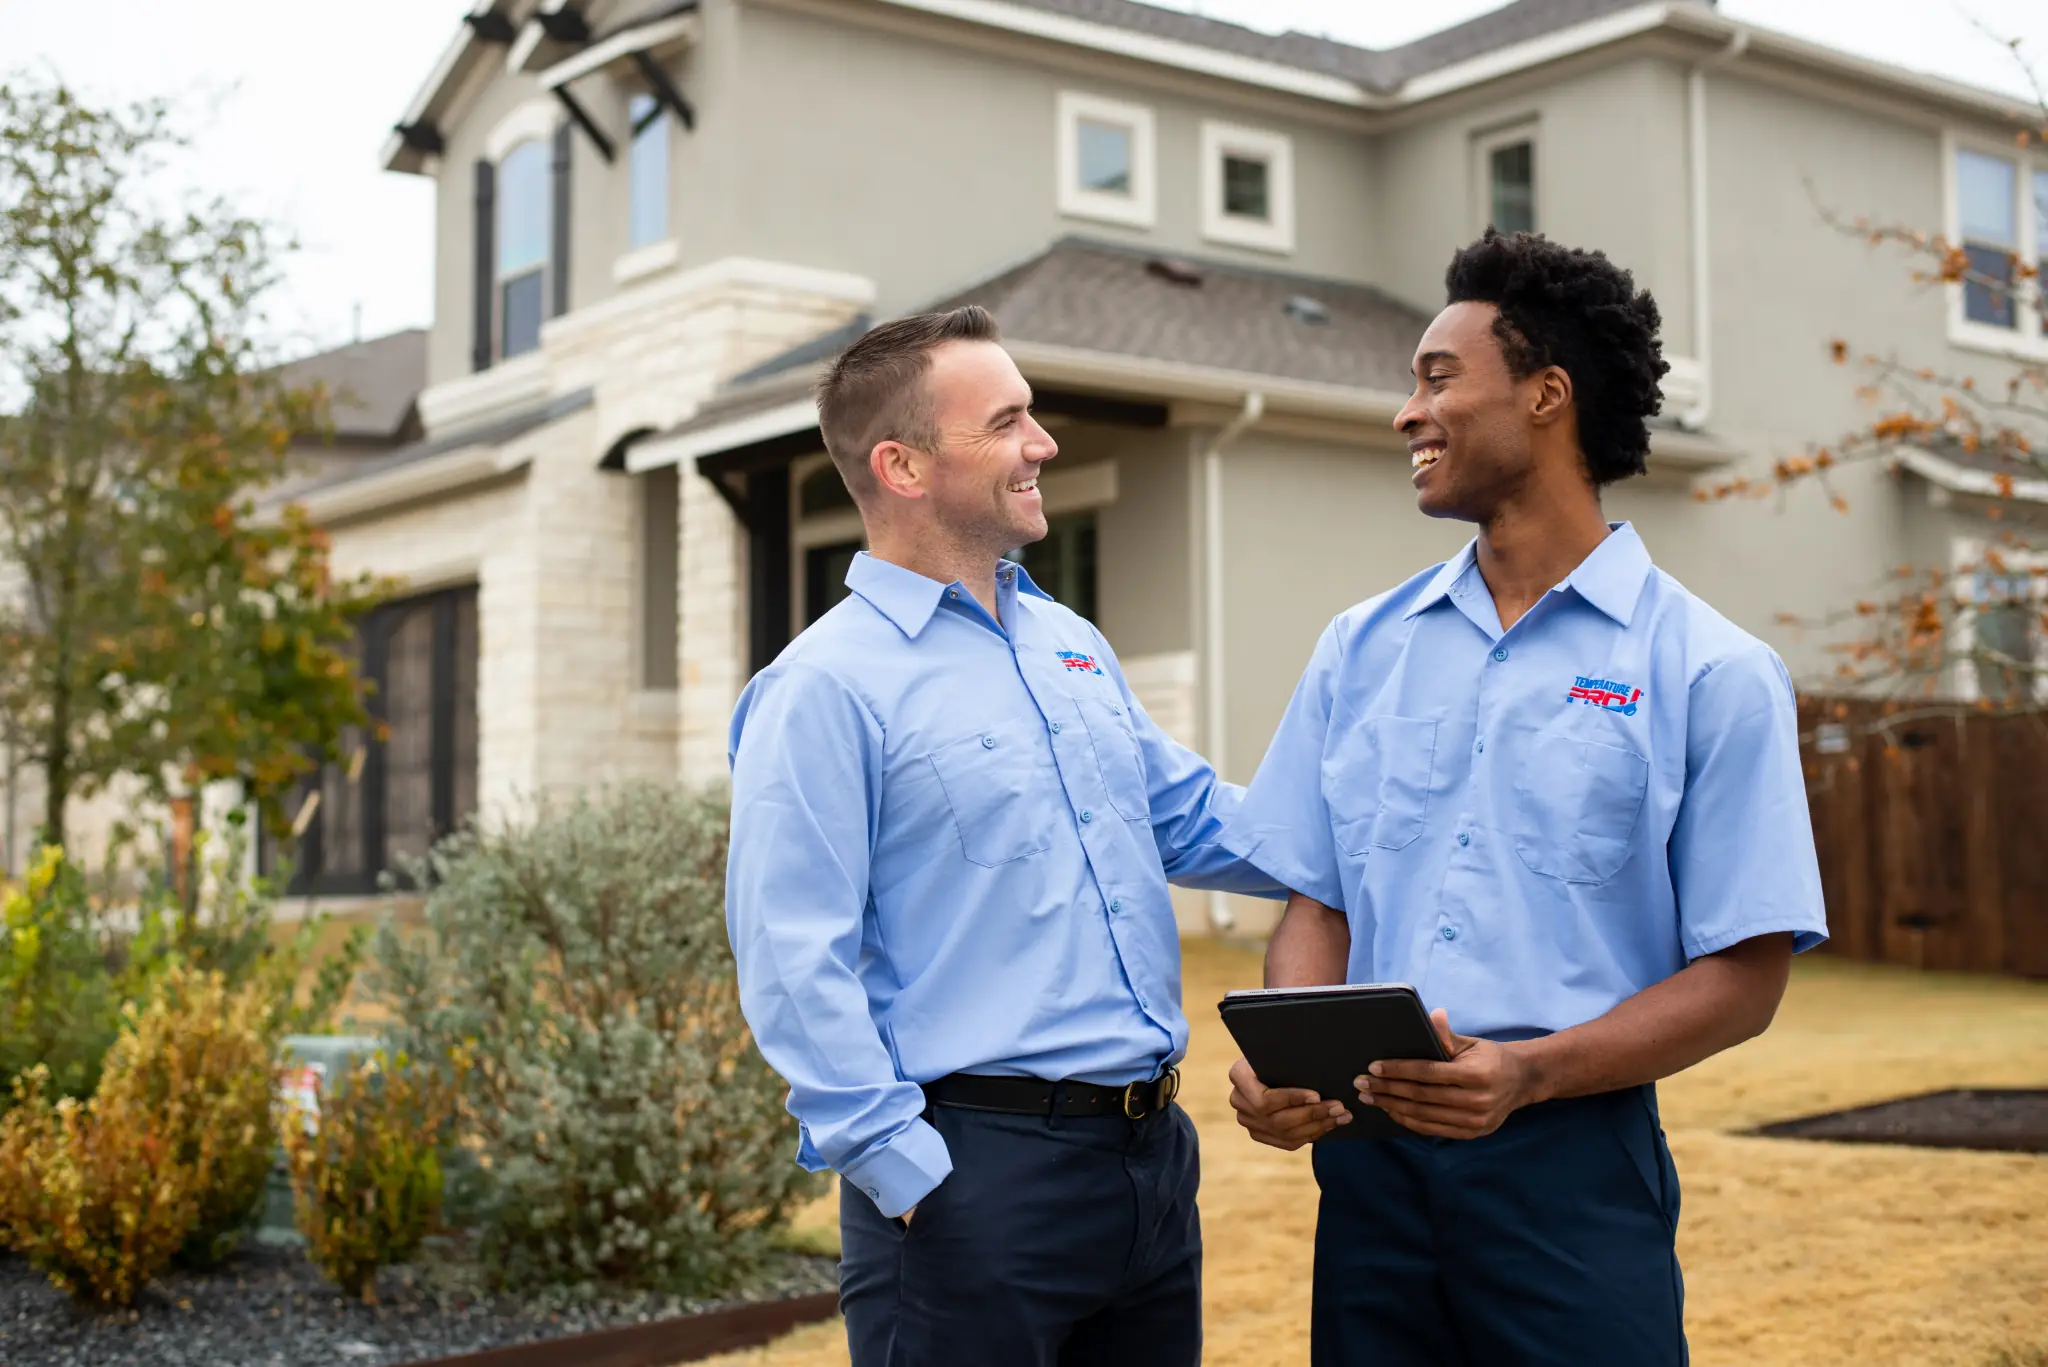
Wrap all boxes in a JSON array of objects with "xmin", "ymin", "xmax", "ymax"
[{"xmin": 1444, "ymin": 229, "xmax": 1669, "ymax": 486}]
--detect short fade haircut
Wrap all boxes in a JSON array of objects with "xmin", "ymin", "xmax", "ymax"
[
  {"xmin": 815, "ymin": 306, "xmax": 1001, "ymax": 502},
  {"xmin": 1444, "ymin": 230, "xmax": 1669, "ymax": 486}
]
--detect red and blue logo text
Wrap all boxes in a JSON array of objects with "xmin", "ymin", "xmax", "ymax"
[
  {"xmin": 1057, "ymin": 651, "xmax": 1103, "ymax": 675},
  {"xmin": 1568, "ymin": 675, "xmax": 1643, "ymax": 715}
]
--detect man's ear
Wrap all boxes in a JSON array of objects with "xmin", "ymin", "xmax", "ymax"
[
  {"xmin": 1529, "ymin": 365, "xmax": 1573, "ymax": 427},
  {"xmin": 869, "ymin": 439, "xmax": 926, "ymax": 501}
]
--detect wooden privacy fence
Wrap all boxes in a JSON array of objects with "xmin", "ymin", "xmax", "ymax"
[{"xmin": 1799, "ymin": 697, "xmax": 2048, "ymax": 978}]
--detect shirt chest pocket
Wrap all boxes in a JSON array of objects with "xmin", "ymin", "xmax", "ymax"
[
  {"xmin": 927, "ymin": 719, "xmax": 1058, "ymax": 867},
  {"xmin": 1324, "ymin": 715, "xmax": 1438, "ymax": 855},
  {"xmin": 1078, "ymin": 697, "xmax": 1149, "ymax": 822},
  {"xmin": 1510, "ymin": 731, "xmax": 1650, "ymax": 885}
]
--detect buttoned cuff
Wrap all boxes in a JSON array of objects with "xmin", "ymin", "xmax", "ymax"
[{"xmin": 840, "ymin": 1117, "xmax": 952, "ymax": 1219}]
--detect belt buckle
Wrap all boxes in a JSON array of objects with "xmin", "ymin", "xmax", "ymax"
[{"xmin": 1122, "ymin": 1080, "xmax": 1151, "ymax": 1120}]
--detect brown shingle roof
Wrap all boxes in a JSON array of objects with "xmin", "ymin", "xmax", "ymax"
[
  {"xmin": 656, "ymin": 238, "xmax": 1432, "ymax": 450},
  {"xmin": 937, "ymin": 237, "xmax": 1431, "ymax": 392},
  {"xmin": 992, "ymin": 0, "xmax": 1678, "ymax": 95},
  {"xmin": 274, "ymin": 328, "xmax": 427, "ymax": 446}
]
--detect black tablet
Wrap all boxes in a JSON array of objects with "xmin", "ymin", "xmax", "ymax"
[{"xmin": 1218, "ymin": 983, "xmax": 1449, "ymax": 1141}]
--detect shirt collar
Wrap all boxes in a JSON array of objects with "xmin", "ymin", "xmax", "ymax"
[
  {"xmin": 1402, "ymin": 540, "xmax": 1480, "ymax": 620},
  {"xmin": 1565, "ymin": 523, "xmax": 1654, "ymax": 626},
  {"xmin": 844, "ymin": 551, "xmax": 1053, "ymax": 639},
  {"xmin": 1401, "ymin": 522, "xmax": 1652, "ymax": 626}
]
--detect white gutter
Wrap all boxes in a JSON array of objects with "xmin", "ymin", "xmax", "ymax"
[
  {"xmin": 1201, "ymin": 391, "xmax": 1264, "ymax": 935},
  {"xmin": 1897, "ymin": 448, "xmax": 2048, "ymax": 505},
  {"xmin": 1005, "ymin": 341, "xmax": 1408, "ymax": 424},
  {"xmin": 1678, "ymin": 24, "xmax": 1749, "ymax": 432}
]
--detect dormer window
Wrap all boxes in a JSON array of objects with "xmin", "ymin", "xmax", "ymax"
[
  {"xmin": 1058, "ymin": 92, "xmax": 1156, "ymax": 229},
  {"xmin": 497, "ymin": 139, "xmax": 551, "ymax": 359},
  {"xmin": 1199, "ymin": 121, "xmax": 1295, "ymax": 254}
]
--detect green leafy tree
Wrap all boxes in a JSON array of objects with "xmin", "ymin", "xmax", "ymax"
[{"xmin": 0, "ymin": 75, "xmax": 381, "ymax": 858}]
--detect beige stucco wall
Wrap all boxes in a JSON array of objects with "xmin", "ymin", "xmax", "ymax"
[{"xmin": 1372, "ymin": 55, "xmax": 1697, "ymax": 357}]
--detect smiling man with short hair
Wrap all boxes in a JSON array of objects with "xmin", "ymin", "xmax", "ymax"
[
  {"xmin": 1222, "ymin": 232, "xmax": 1829, "ymax": 1366},
  {"xmin": 725, "ymin": 306, "xmax": 1283, "ymax": 1367}
]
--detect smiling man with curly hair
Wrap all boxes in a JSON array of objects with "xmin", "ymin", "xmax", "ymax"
[{"xmin": 1220, "ymin": 231, "xmax": 1830, "ymax": 1366}]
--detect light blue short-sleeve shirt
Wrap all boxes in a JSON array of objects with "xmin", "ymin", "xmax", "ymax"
[{"xmin": 1223, "ymin": 523, "xmax": 1828, "ymax": 1041}]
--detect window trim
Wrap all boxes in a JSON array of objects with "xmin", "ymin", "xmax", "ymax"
[
  {"xmin": 1057, "ymin": 91, "xmax": 1156, "ymax": 229},
  {"xmin": 1941, "ymin": 129, "xmax": 2048, "ymax": 362},
  {"xmin": 1472, "ymin": 118, "xmax": 1540, "ymax": 237},
  {"xmin": 1199, "ymin": 120, "xmax": 1296, "ymax": 254}
]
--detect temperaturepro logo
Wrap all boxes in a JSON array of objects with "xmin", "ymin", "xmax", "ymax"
[
  {"xmin": 1567, "ymin": 675, "xmax": 1643, "ymax": 715},
  {"xmin": 1056, "ymin": 651, "xmax": 1103, "ymax": 675}
]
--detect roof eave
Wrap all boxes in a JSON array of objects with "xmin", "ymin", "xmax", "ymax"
[{"xmin": 383, "ymin": 1, "xmax": 538, "ymax": 175}]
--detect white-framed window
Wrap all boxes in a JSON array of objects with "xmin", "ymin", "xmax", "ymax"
[
  {"xmin": 1057, "ymin": 91, "xmax": 1156, "ymax": 229},
  {"xmin": 1199, "ymin": 121, "xmax": 1295, "ymax": 254},
  {"xmin": 1474, "ymin": 121, "xmax": 1538, "ymax": 235},
  {"xmin": 627, "ymin": 92, "xmax": 670, "ymax": 250},
  {"xmin": 1952, "ymin": 535, "xmax": 2048, "ymax": 704},
  {"xmin": 496, "ymin": 138, "xmax": 551, "ymax": 360},
  {"xmin": 1943, "ymin": 132, "xmax": 2048, "ymax": 360}
]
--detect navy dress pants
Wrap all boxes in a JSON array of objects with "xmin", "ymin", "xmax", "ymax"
[
  {"xmin": 839, "ymin": 1100, "xmax": 1202, "ymax": 1367},
  {"xmin": 1311, "ymin": 1085, "xmax": 1687, "ymax": 1367}
]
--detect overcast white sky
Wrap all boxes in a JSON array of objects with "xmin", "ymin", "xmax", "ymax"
[{"xmin": 10, "ymin": 1, "xmax": 2046, "ymax": 358}]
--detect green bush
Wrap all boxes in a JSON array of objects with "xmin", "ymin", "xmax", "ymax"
[
  {"xmin": 1, "ymin": 830, "xmax": 363, "ymax": 1117},
  {"xmin": 282, "ymin": 1049, "xmax": 461, "ymax": 1304},
  {"xmin": 0, "ymin": 966, "xmax": 271, "ymax": 1306},
  {"xmin": 367, "ymin": 783, "xmax": 819, "ymax": 1300},
  {"xmin": 1, "ymin": 847, "xmax": 147, "ymax": 1105}
]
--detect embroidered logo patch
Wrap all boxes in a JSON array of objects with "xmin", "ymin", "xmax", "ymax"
[
  {"xmin": 1057, "ymin": 651, "xmax": 1103, "ymax": 675},
  {"xmin": 1568, "ymin": 675, "xmax": 1643, "ymax": 715}
]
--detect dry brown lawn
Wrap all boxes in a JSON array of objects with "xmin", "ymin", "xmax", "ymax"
[{"xmin": 705, "ymin": 940, "xmax": 2048, "ymax": 1367}]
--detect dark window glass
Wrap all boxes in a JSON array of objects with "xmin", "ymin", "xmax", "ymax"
[
  {"xmin": 800, "ymin": 464, "xmax": 857, "ymax": 516},
  {"xmin": 1223, "ymin": 155, "xmax": 1270, "ymax": 222},
  {"xmin": 264, "ymin": 587, "xmax": 480, "ymax": 895},
  {"xmin": 641, "ymin": 467, "xmax": 679, "ymax": 689},
  {"xmin": 1963, "ymin": 243, "xmax": 2017, "ymax": 329},
  {"xmin": 1015, "ymin": 511, "xmax": 1098, "ymax": 621},
  {"xmin": 806, "ymin": 540, "xmax": 862, "ymax": 625},
  {"xmin": 1489, "ymin": 140, "xmax": 1535, "ymax": 234},
  {"xmin": 501, "ymin": 270, "xmax": 544, "ymax": 358}
]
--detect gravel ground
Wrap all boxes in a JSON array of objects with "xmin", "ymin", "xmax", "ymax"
[{"xmin": 0, "ymin": 1241, "xmax": 839, "ymax": 1367}]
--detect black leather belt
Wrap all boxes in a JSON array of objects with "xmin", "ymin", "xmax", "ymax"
[{"xmin": 924, "ymin": 1067, "xmax": 1181, "ymax": 1120}]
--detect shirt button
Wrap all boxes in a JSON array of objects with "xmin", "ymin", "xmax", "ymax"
[
  {"xmin": 1458, "ymin": 832, "xmax": 1470, "ymax": 847},
  {"xmin": 1110, "ymin": 899, "xmax": 1122, "ymax": 913},
  {"xmin": 1475, "ymin": 739, "xmax": 1484, "ymax": 753},
  {"xmin": 981, "ymin": 735, "xmax": 996, "ymax": 749},
  {"xmin": 1050, "ymin": 722, "xmax": 1062, "ymax": 735},
  {"xmin": 1492, "ymin": 647, "xmax": 1509, "ymax": 662},
  {"xmin": 1079, "ymin": 810, "xmax": 1094, "ymax": 825},
  {"xmin": 1441, "ymin": 926, "xmax": 1458, "ymax": 942},
  {"xmin": 866, "ymin": 1186, "xmax": 880, "ymax": 1199}
]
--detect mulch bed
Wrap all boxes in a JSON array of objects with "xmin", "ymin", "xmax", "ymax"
[
  {"xmin": 0, "ymin": 1241, "xmax": 838, "ymax": 1367},
  {"xmin": 1752, "ymin": 1088, "xmax": 2048, "ymax": 1154}
]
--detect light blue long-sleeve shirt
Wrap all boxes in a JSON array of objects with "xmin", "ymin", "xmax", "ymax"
[
  {"xmin": 1223, "ymin": 523, "xmax": 1828, "ymax": 1043},
  {"xmin": 726, "ymin": 551, "xmax": 1283, "ymax": 1218}
]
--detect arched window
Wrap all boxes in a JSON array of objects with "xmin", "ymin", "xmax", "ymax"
[{"xmin": 497, "ymin": 139, "xmax": 551, "ymax": 358}]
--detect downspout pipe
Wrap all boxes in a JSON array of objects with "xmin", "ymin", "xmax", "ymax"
[
  {"xmin": 1679, "ymin": 24, "xmax": 1750, "ymax": 432},
  {"xmin": 1202, "ymin": 391, "xmax": 1264, "ymax": 935}
]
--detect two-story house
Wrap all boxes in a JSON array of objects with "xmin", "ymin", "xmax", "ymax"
[{"xmin": 279, "ymin": 0, "xmax": 2045, "ymax": 931}]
